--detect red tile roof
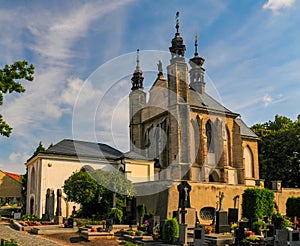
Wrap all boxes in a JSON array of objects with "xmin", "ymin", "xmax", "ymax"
[{"xmin": 5, "ymin": 172, "xmax": 21, "ymax": 181}]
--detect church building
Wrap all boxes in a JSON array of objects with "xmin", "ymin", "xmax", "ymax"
[{"xmin": 129, "ymin": 14, "xmax": 260, "ymax": 187}]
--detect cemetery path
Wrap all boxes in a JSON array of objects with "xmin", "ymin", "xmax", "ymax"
[{"xmin": 0, "ymin": 222, "xmax": 61, "ymax": 246}]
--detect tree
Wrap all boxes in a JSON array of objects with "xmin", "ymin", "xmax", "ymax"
[
  {"xmin": 63, "ymin": 169, "xmax": 134, "ymax": 218},
  {"xmin": 251, "ymin": 115, "xmax": 300, "ymax": 188},
  {"xmin": 33, "ymin": 141, "xmax": 46, "ymax": 156},
  {"xmin": 0, "ymin": 60, "xmax": 34, "ymax": 137}
]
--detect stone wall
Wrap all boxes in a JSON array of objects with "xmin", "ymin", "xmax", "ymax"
[
  {"xmin": 136, "ymin": 181, "xmax": 300, "ymax": 221},
  {"xmin": 274, "ymin": 188, "xmax": 300, "ymax": 215}
]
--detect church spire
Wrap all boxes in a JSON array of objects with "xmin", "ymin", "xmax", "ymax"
[
  {"xmin": 169, "ymin": 12, "xmax": 186, "ymax": 62},
  {"xmin": 131, "ymin": 49, "xmax": 144, "ymax": 90},
  {"xmin": 189, "ymin": 34, "xmax": 206, "ymax": 94}
]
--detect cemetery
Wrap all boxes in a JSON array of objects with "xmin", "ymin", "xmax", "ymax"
[{"xmin": 3, "ymin": 179, "xmax": 299, "ymax": 246}]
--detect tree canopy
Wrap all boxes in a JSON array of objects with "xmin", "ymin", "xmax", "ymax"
[
  {"xmin": 0, "ymin": 60, "xmax": 34, "ymax": 137},
  {"xmin": 251, "ymin": 114, "xmax": 300, "ymax": 188}
]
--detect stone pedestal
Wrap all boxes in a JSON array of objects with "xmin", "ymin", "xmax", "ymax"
[
  {"xmin": 54, "ymin": 215, "xmax": 63, "ymax": 225},
  {"xmin": 215, "ymin": 210, "xmax": 230, "ymax": 233},
  {"xmin": 179, "ymin": 224, "xmax": 188, "ymax": 246}
]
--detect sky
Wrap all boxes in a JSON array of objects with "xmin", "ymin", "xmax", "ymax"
[{"xmin": 0, "ymin": 0, "xmax": 299, "ymax": 174}]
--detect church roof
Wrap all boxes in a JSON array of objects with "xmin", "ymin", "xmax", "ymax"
[
  {"xmin": 235, "ymin": 118, "xmax": 258, "ymax": 139},
  {"xmin": 121, "ymin": 151, "xmax": 153, "ymax": 161},
  {"xmin": 190, "ymin": 90, "xmax": 239, "ymax": 116},
  {"xmin": 43, "ymin": 139, "xmax": 123, "ymax": 160}
]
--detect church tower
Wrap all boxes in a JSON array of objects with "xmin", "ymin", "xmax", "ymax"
[
  {"xmin": 167, "ymin": 12, "xmax": 191, "ymax": 179},
  {"xmin": 189, "ymin": 35, "xmax": 206, "ymax": 94},
  {"xmin": 129, "ymin": 49, "xmax": 146, "ymax": 153}
]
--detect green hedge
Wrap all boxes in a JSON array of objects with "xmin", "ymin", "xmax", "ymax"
[
  {"xmin": 242, "ymin": 188, "xmax": 274, "ymax": 220},
  {"xmin": 286, "ymin": 196, "xmax": 300, "ymax": 219}
]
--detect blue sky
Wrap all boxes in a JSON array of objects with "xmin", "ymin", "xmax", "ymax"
[{"xmin": 0, "ymin": 0, "xmax": 299, "ymax": 174}]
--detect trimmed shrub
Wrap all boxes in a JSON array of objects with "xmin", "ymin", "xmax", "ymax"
[
  {"xmin": 162, "ymin": 218, "xmax": 179, "ymax": 244},
  {"xmin": 242, "ymin": 188, "xmax": 274, "ymax": 220},
  {"xmin": 286, "ymin": 196, "xmax": 300, "ymax": 219}
]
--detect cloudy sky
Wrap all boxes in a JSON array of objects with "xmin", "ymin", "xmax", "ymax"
[{"xmin": 0, "ymin": 0, "xmax": 299, "ymax": 174}]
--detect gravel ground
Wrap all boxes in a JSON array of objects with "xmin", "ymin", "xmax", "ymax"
[{"xmin": 0, "ymin": 222, "xmax": 120, "ymax": 246}]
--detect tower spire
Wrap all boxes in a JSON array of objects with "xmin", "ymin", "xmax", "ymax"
[
  {"xmin": 169, "ymin": 12, "xmax": 186, "ymax": 62},
  {"xmin": 131, "ymin": 49, "xmax": 144, "ymax": 90},
  {"xmin": 189, "ymin": 33, "xmax": 206, "ymax": 94}
]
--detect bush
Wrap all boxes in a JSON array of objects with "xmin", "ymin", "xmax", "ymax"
[
  {"xmin": 162, "ymin": 218, "xmax": 179, "ymax": 244},
  {"xmin": 109, "ymin": 208, "xmax": 123, "ymax": 224},
  {"xmin": 0, "ymin": 239, "xmax": 18, "ymax": 246},
  {"xmin": 252, "ymin": 221, "xmax": 265, "ymax": 235},
  {"xmin": 242, "ymin": 188, "xmax": 274, "ymax": 220},
  {"xmin": 21, "ymin": 214, "xmax": 39, "ymax": 222},
  {"xmin": 272, "ymin": 212, "xmax": 292, "ymax": 230}
]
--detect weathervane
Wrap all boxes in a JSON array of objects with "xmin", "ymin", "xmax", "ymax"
[{"xmin": 194, "ymin": 33, "xmax": 199, "ymax": 56}]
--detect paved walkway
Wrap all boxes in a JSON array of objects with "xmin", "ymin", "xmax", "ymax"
[{"xmin": 0, "ymin": 222, "xmax": 62, "ymax": 246}]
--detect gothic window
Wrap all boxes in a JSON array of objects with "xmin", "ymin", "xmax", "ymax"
[
  {"xmin": 206, "ymin": 120, "xmax": 215, "ymax": 153},
  {"xmin": 244, "ymin": 146, "xmax": 254, "ymax": 178}
]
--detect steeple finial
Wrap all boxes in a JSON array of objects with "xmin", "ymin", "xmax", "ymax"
[
  {"xmin": 175, "ymin": 11, "xmax": 180, "ymax": 34},
  {"xmin": 194, "ymin": 33, "xmax": 199, "ymax": 57},
  {"xmin": 136, "ymin": 49, "xmax": 140, "ymax": 70}
]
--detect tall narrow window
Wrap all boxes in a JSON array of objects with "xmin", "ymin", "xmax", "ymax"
[
  {"xmin": 206, "ymin": 121, "xmax": 215, "ymax": 153},
  {"xmin": 244, "ymin": 146, "xmax": 254, "ymax": 178}
]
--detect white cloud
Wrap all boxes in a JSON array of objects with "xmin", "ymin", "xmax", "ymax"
[
  {"xmin": 263, "ymin": 0, "xmax": 295, "ymax": 13},
  {"xmin": 263, "ymin": 94, "xmax": 273, "ymax": 107}
]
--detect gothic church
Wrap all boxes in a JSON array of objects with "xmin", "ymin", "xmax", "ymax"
[{"xmin": 129, "ymin": 15, "xmax": 259, "ymax": 187}]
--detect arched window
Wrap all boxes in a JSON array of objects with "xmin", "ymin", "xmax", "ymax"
[
  {"xmin": 244, "ymin": 146, "xmax": 254, "ymax": 178},
  {"xmin": 206, "ymin": 120, "xmax": 215, "ymax": 153},
  {"xmin": 30, "ymin": 167, "xmax": 35, "ymax": 192}
]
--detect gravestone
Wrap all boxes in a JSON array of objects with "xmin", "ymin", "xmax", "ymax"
[
  {"xmin": 194, "ymin": 228, "xmax": 208, "ymax": 246},
  {"xmin": 266, "ymin": 224, "xmax": 275, "ymax": 238},
  {"xmin": 54, "ymin": 188, "xmax": 63, "ymax": 224},
  {"xmin": 289, "ymin": 230, "xmax": 300, "ymax": 246},
  {"xmin": 228, "ymin": 208, "xmax": 238, "ymax": 225},
  {"xmin": 215, "ymin": 192, "xmax": 230, "ymax": 233},
  {"xmin": 275, "ymin": 229, "xmax": 289, "ymax": 246},
  {"xmin": 215, "ymin": 210, "xmax": 230, "ymax": 233},
  {"xmin": 48, "ymin": 189, "xmax": 55, "ymax": 220}
]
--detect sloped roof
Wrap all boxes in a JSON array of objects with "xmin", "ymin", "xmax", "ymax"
[
  {"xmin": 4, "ymin": 172, "xmax": 20, "ymax": 181},
  {"xmin": 190, "ymin": 89, "xmax": 239, "ymax": 116},
  {"xmin": 43, "ymin": 139, "xmax": 123, "ymax": 160},
  {"xmin": 235, "ymin": 118, "xmax": 258, "ymax": 139}
]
